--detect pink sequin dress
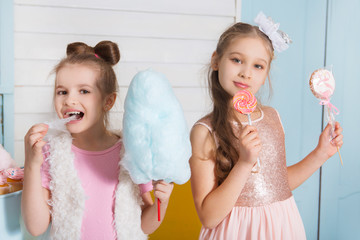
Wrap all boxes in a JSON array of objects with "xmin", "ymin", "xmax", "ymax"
[{"xmin": 195, "ymin": 107, "xmax": 306, "ymax": 240}]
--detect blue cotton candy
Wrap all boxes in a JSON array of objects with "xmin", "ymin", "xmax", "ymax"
[{"xmin": 122, "ymin": 69, "xmax": 191, "ymax": 185}]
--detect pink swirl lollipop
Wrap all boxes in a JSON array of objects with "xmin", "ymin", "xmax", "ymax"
[
  {"xmin": 233, "ymin": 90, "xmax": 257, "ymax": 115},
  {"xmin": 232, "ymin": 90, "xmax": 260, "ymax": 172}
]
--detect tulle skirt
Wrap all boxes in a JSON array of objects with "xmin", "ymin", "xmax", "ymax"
[{"xmin": 199, "ymin": 196, "xmax": 306, "ymax": 240}]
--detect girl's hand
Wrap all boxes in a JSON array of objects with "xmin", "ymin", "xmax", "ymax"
[
  {"xmin": 24, "ymin": 123, "xmax": 49, "ymax": 167},
  {"xmin": 235, "ymin": 125, "xmax": 262, "ymax": 167},
  {"xmin": 316, "ymin": 122, "xmax": 343, "ymax": 160},
  {"xmin": 153, "ymin": 180, "xmax": 174, "ymax": 204}
]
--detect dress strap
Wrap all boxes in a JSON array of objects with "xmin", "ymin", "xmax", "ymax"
[
  {"xmin": 193, "ymin": 118, "xmax": 219, "ymax": 147},
  {"xmin": 274, "ymin": 109, "xmax": 285, "ymax": 134},
  {"xmin": 194, "ymin": 121, "xmax": 213, "ymax": 133}
]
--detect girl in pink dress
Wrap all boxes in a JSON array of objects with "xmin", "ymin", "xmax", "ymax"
[
  {"xmin": 22, "ymin": 41, "xmax": 173, "ymax": 239},
  {"xmin": 189, "ymin": 14, "xmax": 344, "ymax": 240}
]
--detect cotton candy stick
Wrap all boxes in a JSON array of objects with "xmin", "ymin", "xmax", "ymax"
[
  {"xmin": 309, "ymin": 68, "xmax": 343, "ymax": 165},
  {"xmin": 233, "ymin": 90, "xmax": 260, "ymax": 173},
  {"xmin": 157, "ymin": 199, "xmax": 161, "ymax": 221}
]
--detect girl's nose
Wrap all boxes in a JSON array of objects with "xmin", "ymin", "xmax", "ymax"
[
  {"xmin": 239, "ymin": 66, "xmax": 252, "ymax": 79},
  {"xmin": 64, "ymin": 93, "xmax": 78, "ymax": 106}
]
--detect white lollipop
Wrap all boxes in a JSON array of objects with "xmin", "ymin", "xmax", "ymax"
[
  {"xmin": 309, "ymin": 69, "xmax": 335, "ymax": 100},
  {"xmin": 309, "ymin": 68, "xmax": 343, "ymax": 165}
]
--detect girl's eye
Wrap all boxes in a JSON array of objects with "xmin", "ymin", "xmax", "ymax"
[
  {"xmin": 232, "ymin": 58, "xmax": 242, "ymax": 64},
  {"xmin": 57, "ymin": 90, "xmax": 67, "ymax": 95},
  {"xmin": 80, "ymin": 90, "xmax": 90, "ymax": 94},
  {"xmin": 255, "ymin": 64, "xmax": 264, "ymax": 69}
]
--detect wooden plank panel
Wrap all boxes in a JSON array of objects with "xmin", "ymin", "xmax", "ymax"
[
  {"xmin": 14, "ymin": 86, "xmax": 54, "ymax": 113},
  {"xmin": 14, "ymin": 113, "xmax": 55, "ymax": 140},
  {"xmin": 319, "ymin": 0, "xmax": 360, "ymax": 239},
  {"xmin": 14, "ymin": 140, "xmax": 25, "ymax": 166},
  {"xmin": 107, "ymin": 110, "xmax": 206, "ymax": 135},
  {"xmin": 14, "ymin": 33, "xmax": 217, "ymax": 64},
  {"xmin": 116, "ymin": 63, "xmax": 208, "ymax": 87},
  {"xmin": 15, "ymin": 60, "xmax": 208, "ymax": 87},
  {"xmin": 0, "ymin": 95, "xmax": 3, "ymax": 145},
  {"xmin": 14, "ymin": 0, "xmax": 235, "ymax": 16},
  {"xmin": 14, "ymin": 86, "xmax": 209, "ymax": 113},
  {"xmin": 0, "ymin": 0, "xmax": 14, "ymax": 93},
  {"xmin": 0, "ymin": 0, "xmax": 15, "ymax": 157},
  {"xmin": 14, "ymin": 60, "xmax": 55, "ymax": 86},
  {"xmin": 105, "ymin": 87, "xmax": 211, "ymax": 113},
  {"xmin": 15, "ymin": 5, "xmax": 233, "ymax": 40}
]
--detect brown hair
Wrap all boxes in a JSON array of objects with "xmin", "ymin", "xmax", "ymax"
[
  {"xmin": 209, "ymin": 22, "xmax": 274, "ymax": 185},
  {"xmin": 53, "ymin": 40, "xmax": 120, "ymax": 127}
]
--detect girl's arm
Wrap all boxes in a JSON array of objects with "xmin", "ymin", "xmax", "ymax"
[
  {"xmin": 140, "ymin": 181, "xmax": 174, "ymax": 234},
  {"xmin": 21, "ymin": 124, "xmax": 52, "ymax": 236},
  {"xmin": 190, "ymin": 124, "xmax": 259, "ymax": 229},
  {"xmin": 288, "ymin": 122, "xmax": 343, "ymax": 190}
]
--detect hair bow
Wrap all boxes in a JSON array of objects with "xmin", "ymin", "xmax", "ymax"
[{"xmin": 254, "ymin": 12, "xmax": 292, "ymax": 52}]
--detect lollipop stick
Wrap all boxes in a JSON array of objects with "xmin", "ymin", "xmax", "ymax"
[
  {"xmin": 337, "ymin": 146, "xmax": 343, "ymax": 165},
  {"xmin": 157, "ymin": 198, "xmax": 161, "ymax": 221},
  {"xmin": 247, "ymin": 114, "xmax": 252, "ymax": 125},
  {"xmin": 247, "ymin": 114, "xmax": 261, "ymax": 171}
]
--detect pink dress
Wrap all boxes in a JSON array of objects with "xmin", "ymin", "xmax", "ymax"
[
  {"xmin": 41, "ymin": 139, "xmax": 153, "ymax": 240},
  {"xmin": 196, "ymin": 107, "xmax": 306, "ymax": 240}
]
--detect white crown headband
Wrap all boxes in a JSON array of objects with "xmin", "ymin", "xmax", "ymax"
[{"xmin": 254, "ymin": 11, "xmax": 292, "ymax": 52}]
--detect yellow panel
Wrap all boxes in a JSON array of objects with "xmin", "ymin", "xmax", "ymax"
[{"xmin": 149, "ymin": 181, "xmax": 201, "ymax": 239}]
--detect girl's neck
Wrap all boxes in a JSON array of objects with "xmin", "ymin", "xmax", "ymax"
[
  {"xmin": 233, "ymin": 106, "xmax": 262, "ymax": 123},
  {"xmin": 71, "ymin": 127, "xmax": 119, "ymax": 151}
]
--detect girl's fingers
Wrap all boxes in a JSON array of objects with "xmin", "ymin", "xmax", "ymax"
[
  {"xmin": 25, "ymin": 124, "xmax": 49, "ymax": 141},
  {"xmin": 334, "ymin": 121, "xmax": 341, "ymax": 129},
  {"xmin": 153, "ymin": 181, "xmax": 173, "ymax": 191},
  {"xmin": 334, "ymin": 123, "xmax": 343, "ymax": 135},
  {"xmin": 28, "ymin": 132, "xmax": 46, "ymax": 146},
  {"xmin": 153, "ymin": 181, "xmax": 173, "ymax": 197},
  {"xmin": 331, "ymin": 134, "xmax": 343, "ymax": 146},
  {"xmin": 240, "ymin": 125, "xmax": 257, "ymax": 138},
  {"xmin": 29, "ymin": 123, "xmax": 49, "ymax": 134},
  {"xmin": 241, "ymin": 132, "xmax": 261, "ymax": 148},
  {"xmin": 323, "ymin": 123, "xmax": 332, "ymax": 136}
]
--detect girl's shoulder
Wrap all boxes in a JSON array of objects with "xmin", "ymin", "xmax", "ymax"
[
  {"xmin": 260, "ymin": 105, "xmax": 276, "ymax": 112},
  {"xmin": 260, "ymin": 106, "xmax": 285, "ymax": 131},
  {"xmin": 190, "ymin": 115, "xmax": 216, "ymax": 161},
  {"xmin": 192, "ymin": 115, "xmax": 213, "ymax": 133},
  {"xmin": 260, "ymin": 105, "xmax": 281, "ymax": 118}
]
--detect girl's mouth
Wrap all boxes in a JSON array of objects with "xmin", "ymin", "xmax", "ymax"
[
  {"xmin": 234, "ymin": 82, "xmax": 249, "ymax": 89},
  {"xmin": 64, "ymin": 111, "xmax": 84, "ymax": 120}
]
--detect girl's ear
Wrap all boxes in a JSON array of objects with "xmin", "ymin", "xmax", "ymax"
[
  {"xmin": 211, "ymin": 51, "xmax": 219, "ymax": 71},
  {"xmin": 104, "ymin": 93, "xmax": 117, "ymax": 111}
]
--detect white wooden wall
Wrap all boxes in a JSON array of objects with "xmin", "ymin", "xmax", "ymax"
[{"xmin": 13, "ymin": 0, "xmax": 239, "ymax": 165}]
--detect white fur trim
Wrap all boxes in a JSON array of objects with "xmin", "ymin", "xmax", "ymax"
[
  {"xmin": 47, "ymin": 132, "xmax": 147, "ymax": 239},
  {"xmin": 48, "ymin": 132, "xmax": 85, "ymax": 240},
  {"xmin": 114, "ymin": 163, "xmax": 148, "ymax": 239}
]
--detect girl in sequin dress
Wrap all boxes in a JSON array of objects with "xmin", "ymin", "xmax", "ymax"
[{"xmin": 189, "ymin": 17, "xmax": 343, "ymax": 239}]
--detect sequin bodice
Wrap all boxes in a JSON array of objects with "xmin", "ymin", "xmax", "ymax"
[{"xmin": 196, "ymin": 107, "xmax": 292, "ymax": 207}]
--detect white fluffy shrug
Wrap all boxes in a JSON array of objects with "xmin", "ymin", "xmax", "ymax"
[{"xmin": 46, "ymin": 131, "xmax": 147, "ymax": 240}]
